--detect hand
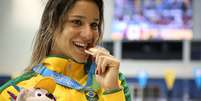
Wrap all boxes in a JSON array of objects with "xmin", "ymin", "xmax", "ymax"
[{"xmin": 85, "ymin": 47, "xmax": 120, "ymax": 90}]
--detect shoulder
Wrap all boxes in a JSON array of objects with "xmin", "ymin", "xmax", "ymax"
[
  {"xmin": 0, "ymin": 71, "xmax": 37, "ymax": 95},
  {"xmin": 0, "ymin": 71, "xmax": 48, "ymax": 99}
]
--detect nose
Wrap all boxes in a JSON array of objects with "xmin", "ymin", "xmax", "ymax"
[{"xmin": 81, "ymin": 25, "xmax": 94, "ymax": 42}]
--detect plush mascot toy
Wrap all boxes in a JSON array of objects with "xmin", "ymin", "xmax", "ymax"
[{"xmin": 8, "ymin": 77, "xmax": 56, "ymax": 101}]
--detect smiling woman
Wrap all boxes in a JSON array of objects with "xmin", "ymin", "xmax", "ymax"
[
  {"xmin": 0, "ymin": 0, "xmax": 131, "ymax": 101},
  {"xmin": 52, "ymin": 0, "xmax": 100, "ymax": 63}
]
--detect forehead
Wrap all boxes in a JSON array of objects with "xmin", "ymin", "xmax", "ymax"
[{"xmin": 67, "ymin": 0, "xmax": 100, "ymax": 19}]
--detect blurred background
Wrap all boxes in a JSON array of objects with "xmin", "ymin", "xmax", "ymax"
[{"xmin": 0, "ymin": 0, "xmax": 201, "ymax": 101}]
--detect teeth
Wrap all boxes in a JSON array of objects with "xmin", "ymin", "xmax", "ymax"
[{"xmin": 74, "ymin": 42, "xmax": 87, "ymax": 48}]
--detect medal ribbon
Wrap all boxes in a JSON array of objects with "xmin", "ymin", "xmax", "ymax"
[{"xmin": 32, "ymin": 62, "xmax": 96, "ymax": 91}]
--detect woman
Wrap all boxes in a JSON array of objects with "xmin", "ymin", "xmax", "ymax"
[{"xmin": 0, "ymin": 0, "xmax": 131, "ymax": 100}]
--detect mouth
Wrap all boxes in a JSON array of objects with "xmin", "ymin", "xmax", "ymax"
[{"xmin": 73, "ymin": 41, "xmax": 92, "ymax": 54}]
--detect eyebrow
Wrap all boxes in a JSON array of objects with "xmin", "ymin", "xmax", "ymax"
[{"xmin": 70, "ymin": 15, "xmax": 99, "ymax": 22}]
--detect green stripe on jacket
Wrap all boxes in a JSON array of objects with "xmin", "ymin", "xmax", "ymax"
[{"xmin": 119, "ymin": 72, "xmax": 131, "ymax": 101}]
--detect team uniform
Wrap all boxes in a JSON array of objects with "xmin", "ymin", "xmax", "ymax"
[{"xmin": 0, "ymin": 55, "xmax": 131, "ymax": 101}]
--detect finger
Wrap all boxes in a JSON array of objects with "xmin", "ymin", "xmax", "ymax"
[
  {"xmin": 98, "ymin": 56, "xmax": 105, "ymax": 74},
  {"xmin": 99, "ymin": 47, "xmax": 110, "ymax": 55},
  {"xmin": 100, "ymin": 56, "xmax": 108, "ymax": 73},
  {"xmin": 85, "ymin": 50, "xmax": 95, "ymax": 56},
  {"xmin": 95, "ymin": 50, "xmax": 110, "ymax": 64},
  {"xmin": 89, "ymin": 47, "xmax": 98, "ymax": 53},
  {"xmin": 94, "ymin": 50, "xmax": 105, "ymax": 75},
  {"xmin": 89, "ymin": 47, "xmax": 110, "ymax": 56},
  {"xmin": 97, "ymin": 55, "xmax": 119, "ymax": 74},
  {"xmin": 96, "ymin": 55, "xmax": 102, "ymax": 75},
  {"xmin": 88, "ymin": 48, "xmax": 98, "ymax": 56},
  {"xmin": 97, "ymin": 55, "xmax": 108, "ymax": 75},
  {"xmin": 95, "ymin": 50, "xmax": 104, "ymax": 64},
  {"xmin": 95, "ymin": 52, "xmax": 98, "ymax": 64}
]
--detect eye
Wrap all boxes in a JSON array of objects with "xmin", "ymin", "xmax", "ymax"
[
  {"xmin": 35, "ymin": 90, "xmax": 43, "ymax": 97},
  {"xmin": 37, "ymin": 93, "xmax": 42, "ymax": 96},
  {"xmin": 90, "ymin": 23, "xmax": 98, "ymax": 30},
  {"xmin": 71, "ymin": 19, "xmax": 82, "ymax": 26}
]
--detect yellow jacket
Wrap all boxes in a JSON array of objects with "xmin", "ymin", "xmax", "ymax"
[{"xmin": 0, "ymin": 56, "xmax": 130, "ymax": 101}]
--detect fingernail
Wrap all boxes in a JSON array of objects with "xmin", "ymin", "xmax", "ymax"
[
  {"xmin": 95, "ymin": 70, "xmax": 98, "ymax": 75},
  {"xmin": 99, "ymin": 68, "xmax": 102, "ymax": 74}
]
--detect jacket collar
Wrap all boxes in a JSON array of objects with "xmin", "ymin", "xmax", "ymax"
[{"xmin": 42, "ymin": 55, "xmax": 87, "ymax": 81}]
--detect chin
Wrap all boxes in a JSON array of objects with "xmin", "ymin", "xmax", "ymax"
[{"xmin": 76, "ymin": 59, "xmax": 88, "ymax": 63}]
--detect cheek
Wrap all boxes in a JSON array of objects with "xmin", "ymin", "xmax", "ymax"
[
  {"xmin": 59, "ymin": 37, "xmax": 70, "ymax": 51},
  {"xmin": 56, "ymin": 33, "xmax": 70, "ymax": 47},
  {"xmin": 95, "ymin": 33, "xmax": 101, "ymax": 44}
]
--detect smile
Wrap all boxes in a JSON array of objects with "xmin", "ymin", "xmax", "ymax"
[
  {"xmin": 73, "ymin": 41, "xmax": 92, "ymax": 54},
  {"xmin": 74, "ymin": 42, "xmax": 88, "ymax": 49}
]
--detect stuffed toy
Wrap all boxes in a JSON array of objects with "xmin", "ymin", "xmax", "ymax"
[{"xmin": 8, "ymin": 77, "xmax": 56, "ymax": 101}]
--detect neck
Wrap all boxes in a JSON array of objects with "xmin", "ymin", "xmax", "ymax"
[{"xmin": 49, "ymin": 50, "xmax": 86, "ymax": 64}]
